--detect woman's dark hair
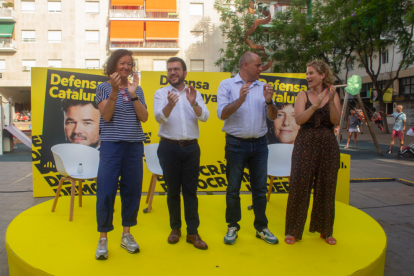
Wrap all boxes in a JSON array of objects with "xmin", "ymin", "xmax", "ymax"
[
  {"xmin": 167, "ymin": 57, "xmax": 187, "ymax": 71},
  {"xmin": 104, "ymin": 49, "xmax": 136, "ymax": 77}
]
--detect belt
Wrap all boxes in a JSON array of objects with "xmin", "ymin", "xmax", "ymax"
[
  {"xmin": 301, "ymin": 124, "xmax": 334, "ymax": 131},
  {"xmin": 226, "ymin": 134, "xmax": 262, "ymax": 142},
  {"xmin": 160, "ymin": 137, "xmax": 197, "ymax": 146}
]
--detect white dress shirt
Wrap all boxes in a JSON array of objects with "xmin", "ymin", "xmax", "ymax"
[
  {"xmin": 217, "ymin": 74, "xmax": 269, "ymax": 138},
  {"xmin": 154, "ymin": 84, "xmax": 209, "ymax": 140}
]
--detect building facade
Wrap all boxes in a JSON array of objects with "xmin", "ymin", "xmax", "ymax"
[{"xmin": 0, "ymin": 0, "xmax": 228, "ymax": 113}]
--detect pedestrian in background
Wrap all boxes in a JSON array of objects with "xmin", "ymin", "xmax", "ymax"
[{"xmin": 345, "ymin": 109, "xmax": 359, "ymax": 149}]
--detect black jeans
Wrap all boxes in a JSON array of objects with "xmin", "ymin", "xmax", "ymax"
[
  {"xmin": 225, "ymin": 135, "xmax": 269, "ymax": 231},
  {"xmin": 157, "ymin": 140, "xmax": 200, "ymax": 235}
]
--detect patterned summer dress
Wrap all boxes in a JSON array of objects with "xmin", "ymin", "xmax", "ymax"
[{"xmin": 285, "ymin": 91, "xmax": 340, "ymax": 240}]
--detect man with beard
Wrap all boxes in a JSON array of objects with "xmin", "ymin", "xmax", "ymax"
[
  {"xmin": 62, "ymin": 99, "xmax": 101, "ymax": 149},
  {"xmin": 217, "ymin": 52, "xmax": 278, "ymax": 245},
  {"xmin": 154, "ymin": 57, "xmax": 209, "ymax": 250}
]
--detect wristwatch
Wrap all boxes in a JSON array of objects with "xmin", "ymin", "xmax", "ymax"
[
  {"xmin": 192, "ymin": 101, "xmax": 198, "ymax": 108},
  {"xmin": 131, "ymin": 96, "xmax": 139, "ymax": 101},
  {"xmin": 265, "ymin": 99, "xmax": 273, "ymax": 105}
]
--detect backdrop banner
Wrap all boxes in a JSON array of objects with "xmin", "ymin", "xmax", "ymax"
[{"xmin": 31, "ymin": 69, "xmax": 350, "ymax": 204}]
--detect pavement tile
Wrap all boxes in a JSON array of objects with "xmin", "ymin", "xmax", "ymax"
[
  {"xmin": 350, "ymin": 182, "xmax": 414, "ymax": 206},
  {"xmin": 385, "ymin": 250, "xmax": 414, "ymax": 276},
  {"xmin": 349, "ymin": 189, "xmax": 389, "ymax": 208}
]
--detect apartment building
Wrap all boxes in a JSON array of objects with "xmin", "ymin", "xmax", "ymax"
[
  {"xmin": 340, "ymin": 45, "xmax": 414, "ymax": 126},
  {"xmin": 0, "ymin": 0, "xmax": 228, "ymax": 113}
]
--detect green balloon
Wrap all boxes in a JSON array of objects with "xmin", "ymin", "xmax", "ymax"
[{"xmin": 345, "ymin": 75, "xmax": 362, "ymax": 95}]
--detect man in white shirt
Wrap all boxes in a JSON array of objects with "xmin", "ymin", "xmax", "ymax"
[
  {"xmin": 154, "ymin": 57, "xmax": 209, "ymax": 250},
  {"xmin": 217, "ymin": 52, "xmax": 278, "ymax": 245}
]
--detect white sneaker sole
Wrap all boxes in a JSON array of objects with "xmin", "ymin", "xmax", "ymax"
[
  {"xmin": 256, "ymin": 234, "xmax": 279, "ymax": 244},
  {"xmin": 121, "ymin": 243, "xmax": 140, "ymax": 253},
  {"xmin": 95, "ymin": 253, "xmax": 108, "ymax": 260},
  {"xmin": 224, "ymin": 234, "xmax": 238, "ymax": 245}
]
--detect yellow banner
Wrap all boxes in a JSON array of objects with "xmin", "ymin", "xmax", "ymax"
[{"xmin": 31, "ymin": 69, "xmax": 350, "ymax": 205}]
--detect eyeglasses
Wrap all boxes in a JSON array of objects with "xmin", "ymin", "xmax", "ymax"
[{"xmin": 167, "ymin": 67, "xmax": 181, "ymax": 73}]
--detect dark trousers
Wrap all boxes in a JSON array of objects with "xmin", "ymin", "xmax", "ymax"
[
  {"xmin": 225, "ymin": 135, "xmax": 269, "ymax": 231},
  {"xmin": 96, "ymin": 141, "xmax": 144, "ymax": 232},
  {"xmin": 157, "ymin": 140, "xmax": 200, "ymax": 235}
]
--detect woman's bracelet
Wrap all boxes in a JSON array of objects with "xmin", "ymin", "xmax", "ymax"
[{"xmin": 311, "ymin": 105, "xmax": 317, "ymax": 111}]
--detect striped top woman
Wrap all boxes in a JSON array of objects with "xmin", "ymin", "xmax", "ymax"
[{"xmin": 94, "ymin": 49, "xmax": 148, "ymax": 260}]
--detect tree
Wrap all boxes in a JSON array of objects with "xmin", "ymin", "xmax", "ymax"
[
  {"xmin": 336, "ymin": 0, "xmax": 414, "ymax": 133},
  {"xmin": 214, "ymin": 0, "xmax": 274, "ymax": 74},
  {"xmin": 214, "ymin": 0, "xmax": 356, "ymax": 83}
]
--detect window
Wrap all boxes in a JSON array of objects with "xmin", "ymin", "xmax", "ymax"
[
  {"xmin": 153, "ymin": 60, "xmax": 166, "ymax": 71},
  {"xmin": 85, "ymin": 31, "xmax": 99, "ymax": 43},
  {"xmin": 48, "ymin": 59, "xmax": 62, "ymax": 68},
  {"xmin": 190, "ymin": 60, "xmax": 204, "ymax": 72},
  {"xmin": 48, "ymin": 31, "xmax": 62, "ymax": 43},
  {"xmin": 381, "ymin": 50, "xmax": 389, "ymax": 64},
  {"xmin": 0, "ymin": 60, "xmax": 5, "ymax": 71},
  {"xmin": 21, "ymin": 1, "xmax": 35, "ymax": 13},
  {"xmin": 190, "ymin": 31, "xmax": 203, "ymax": 44},
  {"xmin": 399, "ymin": 77, "xmax": 414, "ymax": 95},
  {"xmin": 22, "ymin": 31, "xmax": 35, "ymax": 43},
  {"xmin": 48, "ymin": 1, "xmax": 61, "ymax": 13},
  {"xmin": 22, "ymin": 60, "xmax": 36, "ymax": 71},
  {"xmin": 85, "ymin": 59, "xmax": 100, "ymax": 69},
  {"xmin": 190, "ymin": 4, "xmax": 203, "ymax": 16},
  {"xmin": 86, "ymin": 2, "xmax": 99, "ymax": 14}
]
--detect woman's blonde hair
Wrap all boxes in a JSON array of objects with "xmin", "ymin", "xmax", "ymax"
[{"xmin": 306, "ymin": 60, "xmax": 334, "ymax": 88}]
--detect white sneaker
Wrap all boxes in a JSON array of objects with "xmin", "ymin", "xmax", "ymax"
[
  {"xmin": 95, "ymin": 238, "xmax": 108, "ymax": 260},
  {"xmin": 121, "ymin": 233, "xmax": 140, "ymax": 253}
]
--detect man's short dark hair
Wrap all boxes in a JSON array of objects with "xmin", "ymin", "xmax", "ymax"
[
  {"xmin": 167, "ymin": 57, "xmax": 187, "ymax": 71},
  {"xmin": 370, "ymin": 107, "xmax": 376, "ymax": 112},
  {"xmin": 61, "ymin": 99, "xmax": 98, "ymax": 113}
]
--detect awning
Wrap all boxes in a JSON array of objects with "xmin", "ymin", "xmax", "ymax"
[
  {"xmin": 146, "ymin": 21, "xmax": 179, "ymax": 40},
  {"xmin": 146, "ymin": 0, "xmax": 176, "ymax": 12},
  {"xmin": 0, "ymin": 23, "xmax": 15, "ymax": 38},
  {"xmin": 110, "ymin": 21, "xmax": 144, "ymax": 41},
  {"xmin": 111, "ymin": 0, "xmax": 144, "ymax": 6}
]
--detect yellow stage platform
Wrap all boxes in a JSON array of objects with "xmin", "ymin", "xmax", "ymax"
[{"xmin": 6, "ymin": 195, "xmax": 386, "ymax": 276}]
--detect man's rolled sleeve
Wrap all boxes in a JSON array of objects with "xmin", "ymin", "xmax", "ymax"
[
  {"xmin": 154, "ymin": 89, "xmax": 169, "ymax": 124},
  {"xmin": 195, "ymin": 91, "xmax": 209, "ymax": 122},
  {"xmin": 217, "ymin": 81, "xmax": 230, "ymax": 121}
]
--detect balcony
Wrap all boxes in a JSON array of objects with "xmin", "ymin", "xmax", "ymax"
[
  {"xmin": 109, "ymin": 40, "xmax": 179, "ymax": 52},
  {"xmin": 0, "ymin": 38, "xmax": 17, "ymax": 52},
  {"xmin": 109, "ymin": 9, "xmax": 179, "ymax": 21},
  {"xmin": 0, "ymin": 8, "xmax": 17, "ymax": 22}
]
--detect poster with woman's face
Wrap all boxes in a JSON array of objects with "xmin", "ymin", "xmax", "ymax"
[{"xmin": 259, "ymin": 74, "xmax": 308, "ymax": 145}]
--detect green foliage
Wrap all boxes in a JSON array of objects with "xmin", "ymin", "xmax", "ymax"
[
  {"xmin": 2, "ymin": 2, "xmax": 14, "ymax": 8},
  {"xmin": 214, "ymin": 0, "xmax": 272, "ymax": 74}
]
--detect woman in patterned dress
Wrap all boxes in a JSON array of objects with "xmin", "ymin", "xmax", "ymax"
[{"xmin": 284, "ymin": 60, "xmax": 341, "ymax": 245}]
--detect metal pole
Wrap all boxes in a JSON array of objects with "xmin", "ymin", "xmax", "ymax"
[
  {"xmin": 356, "ymin": 93, "xmax": 383, "ymax": 156},
  {"xmin": 337, "ymin": 92, "xmax": 349, "ymax": 144}
]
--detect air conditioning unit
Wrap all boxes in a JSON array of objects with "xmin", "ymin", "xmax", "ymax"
[
  {"xmin": 22, "ymin": 66, "xmax": 30, "ymax": 71},
  {"xmin": 94, "ymin": 67, "xmax": 100, "ymax": 69},
  {"xmin": 50, "ymin": 66, "xmax": 55, "ymax": 68},
  {"xmin": 86, "ymin": 67, "xmax": 93, "ymax": 69},
  {"xmin": 0, "ymin": 73, "xmax": 2, "ymax": 78}
]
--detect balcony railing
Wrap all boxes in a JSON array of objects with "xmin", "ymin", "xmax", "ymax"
[
  {"xmin": 109, "ymin": 9, "xmax": 178, "ymax": 19},
  {"xmin": 109, "ymin": 9, "xmax": 146, "ymax": 18},
  {"xmin": 0, "ymin": 38, "xmax": 17, "ymax": 51},
  {"xmin": 110, "ymin": 40, "xmax": 179, "ymax": 50},
  {"xmin": 0, "ymin": 8, "xmax": 17, "ymax": 21}
]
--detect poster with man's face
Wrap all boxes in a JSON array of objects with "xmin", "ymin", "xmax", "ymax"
[
  {"xmin": 259, "ymin": 74, "xmax": 308, "ymax": 145},
  {"xmin": 34, "ymin": 69, "xmax": 108, "ymax": 177}
]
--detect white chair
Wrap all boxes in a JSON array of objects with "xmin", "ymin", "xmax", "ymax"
[
  {"xmin": 51, "ymin": 144, "xmax": 99, "ymax": 221},
  {"xmin": 248, "ymin": 144, "xmax": 293, "ymax": 209},
  {"xmin": 143, "ymin": 143, "xmax": 163, "ymax": 213}
]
